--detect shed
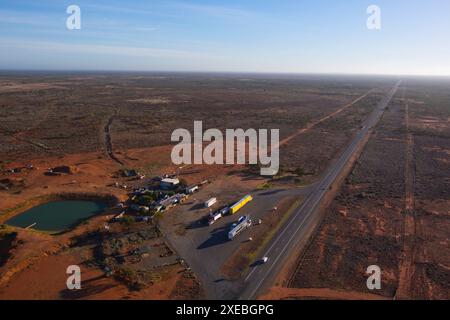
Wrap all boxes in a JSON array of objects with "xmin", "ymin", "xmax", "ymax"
[{"xmin": 160, "ymin": 178, "xmax": 180, "ymax": 189}]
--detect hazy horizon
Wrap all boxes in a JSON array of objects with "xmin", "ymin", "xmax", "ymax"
[{"xmin": 2, "ymin": 69, "xmax": 450, "ymax": 79}]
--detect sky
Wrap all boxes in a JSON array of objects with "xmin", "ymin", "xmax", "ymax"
[{"xmin": 1, "ymin": 0, "xmax": 449, "ymax": 75}]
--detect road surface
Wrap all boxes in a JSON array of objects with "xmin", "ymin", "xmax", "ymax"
[{"xmin": 239, "ymin": 80, "xmax": 402, "ymax": 300}]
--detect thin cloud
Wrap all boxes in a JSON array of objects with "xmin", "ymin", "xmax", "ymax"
[
  {"xmin": 86, "ymin": 1, "xmax": 257, "ymax": 22},
  {"xmin": 85, "ymin": 3, "xmax": 178, "ymax": 19},
  {"xmin": 134, "ymin": 26, "xmax": 160, "ymax": 32},
  {"xmin": 169, "ymin": 1, "xmax": 256, "ymax": 21},
  {"xmin": 0, "ymin": 38, "xmax": 222, "ymax": 61},
  {"xmin": 0, "ymin": 9, "xmax": 61, "ymax": 27}
]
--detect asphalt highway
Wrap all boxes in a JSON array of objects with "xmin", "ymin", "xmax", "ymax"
[{"xmin": 239, "ymin": 80, "xmax": 402, "ymax": 300}]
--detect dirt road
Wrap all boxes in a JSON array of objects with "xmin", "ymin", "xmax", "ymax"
[
  {"xmin": 103, "ymin": 109, "xmax": 124, "ymax": 165},
  {"xmin": 278, "ymin": 89, "xmax": 375, "ymax": 147},
  {"xmin": 396, "ymin": 86, "xmax": 418, "ymax": 299}
]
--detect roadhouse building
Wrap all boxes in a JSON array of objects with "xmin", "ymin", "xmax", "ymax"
[{"xmin": 160, "ymin": 178, "xmax": 180, "ymax": 189}]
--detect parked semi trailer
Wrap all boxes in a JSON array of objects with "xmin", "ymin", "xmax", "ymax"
[
  {"xmin": 228, "ymin": 216, "xmax": 252, "ymax": 240},
  {"xmin": 230, "ymin": 195, "xmax": 253, "ymax": 215},
  {"xmin": 207, "ymin": 207, "xmax": 230, "ymax": 225}
]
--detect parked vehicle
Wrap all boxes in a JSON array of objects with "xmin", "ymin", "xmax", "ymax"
[
  {"xmin": 185, "ymin": 185, "xmax": 199, "ymax": 194},
  {"xmin": 208, "ymin": 211, "xmax": 222, "ymax": 225},
  {"xmin": 207, "ymin": 207, "xmax": 230, "ymax": 225},
  {"xmin": 230, "ymin": 195, "xmax": 253, "ymax": 214},
  {"xmin": 204, "ymin": 197, "xmax": 217, "ymax": 208},
  {"xmin": 228, "ymin": 216, "xmax": 252, "ymax": 240}
]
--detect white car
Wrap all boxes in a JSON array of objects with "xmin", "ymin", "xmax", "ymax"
[{"xmin": 261, "ymin": 256, "xmax": 269, "ymax": 264}]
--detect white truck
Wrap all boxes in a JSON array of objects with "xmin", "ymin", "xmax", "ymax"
[
  {"xmin": 228, "ymin": 216, "xmax": 252, "ymax": 240},
  {"xmin": 208, "ymin": 211, "xmax": 222, "ymax": 225},
  {"xmin": 207, "ymin": 207, "xmax": 229, "ymax": 225}
]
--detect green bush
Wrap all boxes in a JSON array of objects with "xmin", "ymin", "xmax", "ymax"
[
  {"xmin": 293, "ymin": 168, "xmax": 305, "ymax": 176},
  {"xmin": 138, "ymin": 194, "xmax": 155, "ymax": 205},
  {"xmin": 121, "ymin": 216, "xmax": 135, "ymax": 226}
]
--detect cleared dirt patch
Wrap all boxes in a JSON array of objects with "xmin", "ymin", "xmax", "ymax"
[{"xmin": 128, "ymin": 98, "xmax": 170, "ymax": 105}]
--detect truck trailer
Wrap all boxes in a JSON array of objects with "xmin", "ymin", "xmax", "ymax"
[
  {"xmin": 204, "ymin": 197, "xmax": 217, "ymax": 208},
  {"xmin": 230, "ymin": 195, "xmax": 253, "ymax": 215},
  {"xmin": 228, "ymin": 216, "xmax": 252, "ymax": 240},
  {"xmin": 207, "ymin": 207, "xmax": 230, "ymax": 225}
]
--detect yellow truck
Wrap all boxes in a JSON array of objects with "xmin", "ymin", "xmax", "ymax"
[{"xmin": 230, "ymin": 195, "xmax": 253, "ymax": 215}]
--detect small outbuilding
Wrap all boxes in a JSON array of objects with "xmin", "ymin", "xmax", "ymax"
[
  {"xmin": 185, "ymin": 185, "xmax": 199, "ymax": 194},
  {"xmin": 160, "ymin": 178, "xmax": 180, "ymax": 189}
]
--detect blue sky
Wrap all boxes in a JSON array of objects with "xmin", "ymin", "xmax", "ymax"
[{"xmin": 1, "ymin": 0, "xmax": 449, "ymax": 75}]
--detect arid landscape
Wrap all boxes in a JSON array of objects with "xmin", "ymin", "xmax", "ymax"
[
  {"xmin": 0, "ymin": 73, "xmax": 448, "ymax": 300},
  {"xmin": 263, "ymin": 78, "xmax": 450, "ymax": 300}
]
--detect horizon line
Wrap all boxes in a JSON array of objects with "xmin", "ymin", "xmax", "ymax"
[{"xmin": 1, "ymin": 69, "xmax": 450, "ymax": 79}]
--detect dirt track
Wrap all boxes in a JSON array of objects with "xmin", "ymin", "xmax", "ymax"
[
  {"xmin": 103, "ymin": 109, "xmax": 124, "ymax": 166},
  {"xmin": 260, "ymin": 287, "xmax": 389, "ymax": 300},
  {"xmin": 279, "ymin": 89, "xmax": 375, "ymax": 147},
  {"xmin": 396, "ymin": 87, "xmax": 417, "ymax": 299}
]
